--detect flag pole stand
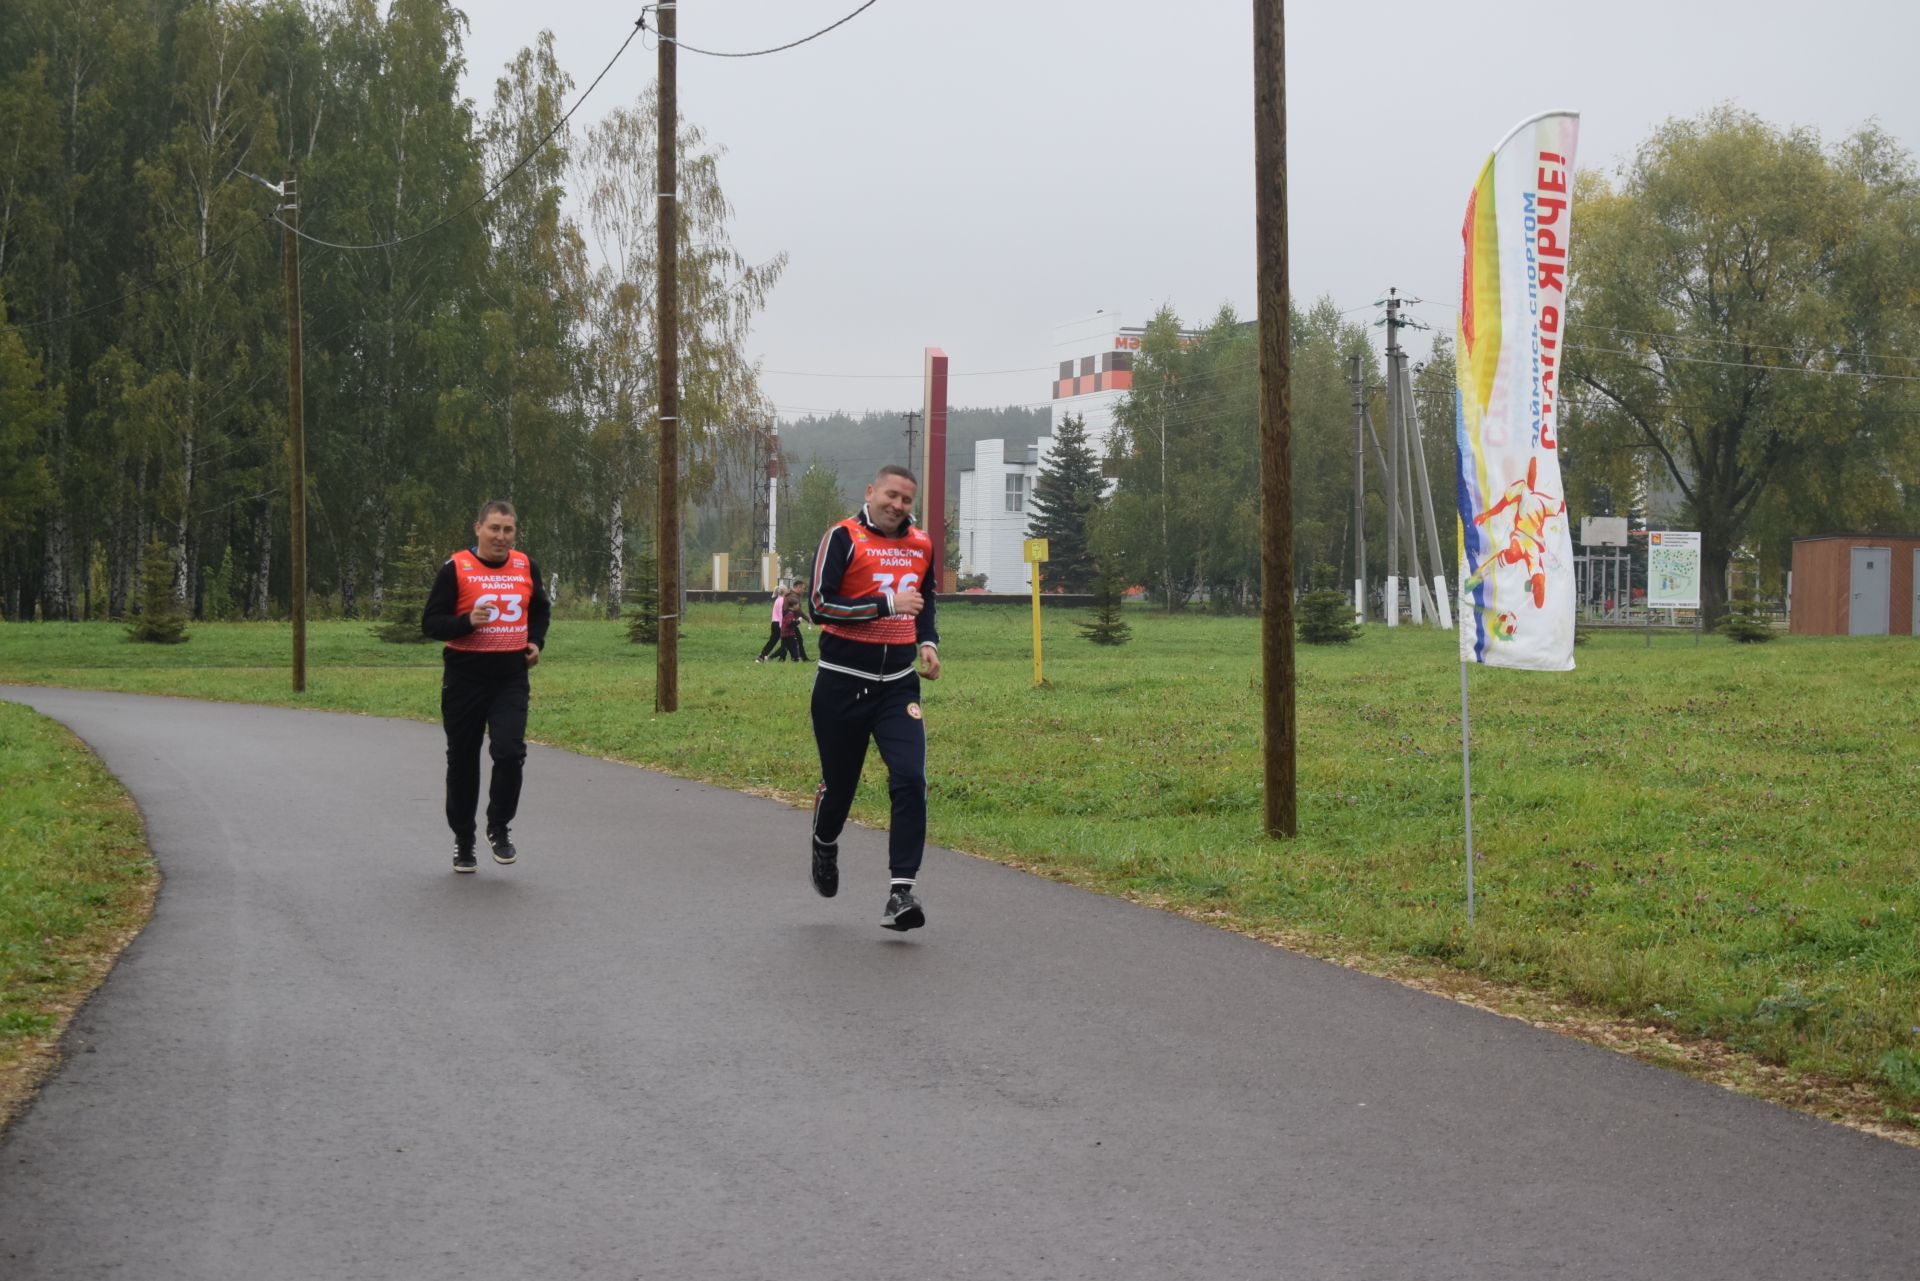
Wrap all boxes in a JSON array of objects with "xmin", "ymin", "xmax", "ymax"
[{"xmin": 1459, "ymin": 658, "xmax": 1476, "ymax": 925}]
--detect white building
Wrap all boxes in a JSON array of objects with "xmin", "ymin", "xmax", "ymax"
[
  {"xmin": 957, "ymin": 312, "xmax": 1142, "ymax": 591},
  {"xmin": 957, "ymin": 437, "xmax": 1047, "ymax": 592}
]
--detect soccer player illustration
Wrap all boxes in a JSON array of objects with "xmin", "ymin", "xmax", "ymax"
[{"xmin": 1461, "ymin": 456, "xmax": 1566, "ymax": 611}]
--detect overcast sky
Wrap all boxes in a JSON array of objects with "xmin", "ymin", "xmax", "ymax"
[{"xmin": 444, "ymin": 0, "xmax": 1920, "ymax": 421}]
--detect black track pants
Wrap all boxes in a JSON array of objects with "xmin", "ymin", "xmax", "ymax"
[
  {"xmin": 810, "ymin": 669, "xmax": 926, "ymax": 880},
  {"xmin": 757, "ymin": 622, "xmax": 782, "ymax": 660},
  {"xmin": 442, "ymin": 669, "xmax": 529, "ymax": 845}
]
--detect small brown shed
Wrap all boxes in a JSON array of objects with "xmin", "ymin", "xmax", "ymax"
[{"xmin": 1790, "ymin": 534, "xmax": 1920, "ymax": 636}]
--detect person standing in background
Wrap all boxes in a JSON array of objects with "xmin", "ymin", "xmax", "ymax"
[{"xmin": 755, "ymin": 588, "xmax": 786, "ymax": 663}]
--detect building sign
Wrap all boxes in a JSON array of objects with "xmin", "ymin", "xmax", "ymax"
[
  {"xmin": 1646, "ymin": 531, "xmax": 1702, "ymax": 609},
  {"xmin": 1110, "ymin": 333, "xmax": 1198, "ymax": 352}
]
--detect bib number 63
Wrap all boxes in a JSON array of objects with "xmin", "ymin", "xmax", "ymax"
[{"xmin": 473, "ymin": 592, "xmax": 524, "ymax": 623}]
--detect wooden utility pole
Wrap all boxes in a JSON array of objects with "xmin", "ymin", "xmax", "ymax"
[
  {"xmin": 1253, "ymin": 0, "xmax": 1296, "ymax": 838},
  {"xmin": 655, "ymin": 1, "xmax": 680, "ymax": 712},
  {"xmin": 901, "ymin": 409, "xmax": 921, "ymax": 464},
  {"xmin": 282, "ymin": 172, "xmax": 307, "ymax": 694},
  {"xmin": 901, "ymin": 409, "xmax": 922, "ymax": 516}
]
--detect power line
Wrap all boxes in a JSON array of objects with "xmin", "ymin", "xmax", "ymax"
[
  {"xmin": 654, "ymin": 0, "xmax": 881, "ymax": 58},
  {"xmin": 761, "ymin": 361, "xmax": 1056, "ymax": 380},
  {"xmin": 1564, "ymin": 343, "xmax": 1920, "ymax": 383},
  {"xmin": 276, "ymin": 14, "xmax": 646, "ymax": 253},
  {"xmin": 1571, "ymin": 323, "xmax": 1920, "ymax": 371},
  {"xmin": 773, "ymin": 329, "xmax": 1920, "ymax": 426},
  {"xmin": 0, "ymin": 213, "xmax": 274, "ymax": 334},
  {"xmin": 192, "ymin": 485, "xmax": 283, "ymax": 522},
  {"xmin": 1400, "ymin": 295, "xmax": 1920, "ymax": 374}
]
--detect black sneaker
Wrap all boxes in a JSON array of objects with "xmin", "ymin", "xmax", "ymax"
[
  {"xmin": 453, "ymin": 844, "xmax": 478, "ymax": 873},
  {"xmin": 487, "ymin": 827, "xmax": 517, "ymax": 866},
  {"xmin": 810, "ymin": 836, "xmax": 839, "ymax": 898},
  {"xmin": 881, "ymin": 885, "xmax": 925, "ymax": 932}
]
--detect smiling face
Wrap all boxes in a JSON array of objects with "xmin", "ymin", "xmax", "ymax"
[
  {"xmin": 474, "ymin": 510, "xmax": 517, "ymax": 560},
  {"xmin": 865, "ymin": 471, "xmax": 917, "ymax": 536}
]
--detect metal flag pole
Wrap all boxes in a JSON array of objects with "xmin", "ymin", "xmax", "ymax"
[{"xmin": 1459, "ymin": 658, "xmax": 1476, "ymax": 924}]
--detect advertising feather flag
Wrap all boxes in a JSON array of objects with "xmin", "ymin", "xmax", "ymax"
[
  {"xmin": 1453, "ymin": 110, "xmax": 1580, "ymax": 924},
  {"xmin": 1455, "ymin": 111, "xmax": 1581, "ymax": 672}
]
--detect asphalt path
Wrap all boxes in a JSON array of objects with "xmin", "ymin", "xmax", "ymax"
[{"xmin": 1, "ymin": 685, "xmax": 1916, "ymax": 1280}]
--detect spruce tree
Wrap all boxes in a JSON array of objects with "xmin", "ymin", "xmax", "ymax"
[
  {"xmin": 627, "ymin": 543, "xmax": 661, "ymax": 644},
  {"xmin": 1297, "ymin": 562, "xmax": 1361, "ymax": 645},
  {"xmin": 374, "ymin": 531, "xmax": 438, "ymax": 644},
  {"xmin": 1077, "ymin": 567, "xmax": 1132, "ymax": 646},
  {"xmin": 128, "ymin": 540, "xmax": 188, "ymax": 644},
  {"xmin": 1027, "ymin": 414, "xmax": 1103, "ymax": 593}
]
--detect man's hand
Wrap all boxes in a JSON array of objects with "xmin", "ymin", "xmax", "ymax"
[
  {"xmin": 524, "ymin": 643, "xmax": 541, "ymax": 668},
  {"xmin": 468, "ymin": 603, "xmax": 492, "ymax": 627},
  {"xmin": 919, "ymin": 643, "xmax": 941, "ymax": 681},
  {"xmin": 891, "ymin": 587, "xmax": 925, "ymax": 617}
]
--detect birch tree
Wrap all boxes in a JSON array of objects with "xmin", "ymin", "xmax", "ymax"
[
  {"xmin": 127, "ymin": 0, "xmax": 277, "ymax": 609},
  {"xmin": 574, "ymin": 90, "xmax": 783, "ymax": 616}
]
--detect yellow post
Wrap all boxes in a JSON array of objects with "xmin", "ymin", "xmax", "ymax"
[{"xmin": 1024, "ymin": 538, "xmax": 1049, "ymax": 687}]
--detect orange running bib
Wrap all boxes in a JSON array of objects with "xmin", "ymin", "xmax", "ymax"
[
  {"xmin": 820, "ymin": 517, "xmax": 933, "ymax": 647},
  {"xmin": 446, "ymin": 550, "xmax": 535, "ymax": 653}
]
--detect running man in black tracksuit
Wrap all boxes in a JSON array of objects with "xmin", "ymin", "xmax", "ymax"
[
  {"xmin": 421, "ymin": 501, "xmax": 551, "ymax": 873},
  {"xmin": 807, "ymin": 464, "xmax": 941, "ymax": 931}
]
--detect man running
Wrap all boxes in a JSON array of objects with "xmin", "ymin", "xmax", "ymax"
[
  {"xmin": 807, "ymin": 464, "xmax": 941, "ymax": 931},
  {"xmin": 421, "ymin": 501, "xmax": 551, "ymax": 873}
]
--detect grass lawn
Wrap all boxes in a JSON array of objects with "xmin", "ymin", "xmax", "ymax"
[
  {"xmin": 0, "ymin": 700, "xmax": 156, "ymax": 1127},
  {"xmin": 3, "ymin": 605, "xmax": 1918, "ymax": 1127}
]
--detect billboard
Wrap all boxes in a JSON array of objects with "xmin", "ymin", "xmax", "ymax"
[{"xmin": 1646, "ymin": 531, "xmax": 1702, "ymax": 609}]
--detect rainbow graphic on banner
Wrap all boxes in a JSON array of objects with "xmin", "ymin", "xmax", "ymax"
[{"xmin": 1455, "ymin": 110, "xmax": 1581, "ymax": 671}]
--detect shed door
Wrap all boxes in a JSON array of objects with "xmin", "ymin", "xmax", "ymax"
[{"xmin": 1848, "ymin": 547, "xmax": 1890, "ymax": 635}]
